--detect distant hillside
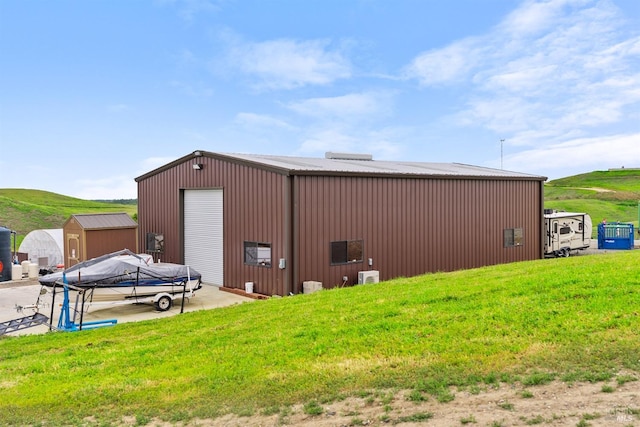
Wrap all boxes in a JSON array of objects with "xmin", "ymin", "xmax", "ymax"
[
  {"xmin": 545, "ymin": 169, "xmax": 639, "ymax": 227},
  {"xmin": 548, "ymin": 169, "xmax": 640, "ymax": 193},
  {"xmin": 0, "ymin": 189, "xmax": 137, "ymax": 245}
]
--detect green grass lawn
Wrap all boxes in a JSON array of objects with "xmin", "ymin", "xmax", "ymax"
[{"xmin": 1, "ymin": 251, "xmax": 639, "ymax": 425}]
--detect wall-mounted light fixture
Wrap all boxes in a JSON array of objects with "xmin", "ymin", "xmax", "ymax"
[{"xmin": 192, "ymin": 163, "xmax": 204, "ymax": 170}]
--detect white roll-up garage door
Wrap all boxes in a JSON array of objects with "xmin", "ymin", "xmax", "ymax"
[{"xmin": 184, "ymin": 189, "xmax": 224, "ymax": 285}]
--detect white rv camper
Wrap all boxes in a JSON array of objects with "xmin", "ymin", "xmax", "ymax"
[{"xmin": 544, "ymin": 210, "xmax": 592, "ymax": 257}]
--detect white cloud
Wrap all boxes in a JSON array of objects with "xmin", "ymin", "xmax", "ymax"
[
  {"xmin": 170, "ymin": 80, "xmax": 214, "ymax": 97},
  {"xmin": 404, "ymin": 0, "xmax": 640, "ymax": 156},
  {"xmin": 403, "ymin": 39, "xmax": 483, "ymax": 86},
  {"xmin": 73, "ymin": 175, "xmax": 138, "ymax": 200},
  {"xmin": 227, "ymin": 38, "xmax": 352, "ymax": 90},
  {"xmin": 235, "ymin": 112, "xmax": 294, "ymax": 130},
  {"xmin": 296, "ymin": 129, "xmax": 355, "ymax": 154},
  {"xmin": 140, "ymin": 156, "xmax": 178, "ymax": 172},
  {"xmin": 287, "ymin": 92, "xmax": 391, "ymax": 119},
  {"xmin": 295, "ymin": 126, "xmax": 406, "ymax": 160},
  {"xmin": 505, "ymin": 133, "xmax": 640, "ymax": 176},
  {"xmin": 498, "ymin": 0, "xmax": 581, "ymax": 37},
  {"xmin": 159, "ymin": 0, "xmax": 221, "ymax": 22}
]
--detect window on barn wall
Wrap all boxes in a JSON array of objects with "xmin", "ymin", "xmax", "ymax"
[
  {"xmin": 330, "ymin": 240, "xmax": 364, "ymax": 265},
  {"xmin": 503, "ymin": 228, "xmax": 524, "ymax": 247},
  {"xmin": 146, "ymin": 233, "xmax": 164, "ymax": 253},
  {"xmin": 244, "ymin": 241, "xmax": 272, "ymax": 267}
]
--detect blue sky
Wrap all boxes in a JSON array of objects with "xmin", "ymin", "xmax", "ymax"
[{"xmin": 1, "ymin": 0, "xmax": 639, "ymax": 199}]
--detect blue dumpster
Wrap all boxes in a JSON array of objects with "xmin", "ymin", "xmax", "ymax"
[{"xmin": 597, "ymin": 222, "xmax": 634, "ymax": 250}]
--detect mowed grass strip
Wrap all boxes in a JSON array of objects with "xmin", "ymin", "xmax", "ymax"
[{"xmin": 1, "ymin": 251, "xmax": 639, "ymax": 425}]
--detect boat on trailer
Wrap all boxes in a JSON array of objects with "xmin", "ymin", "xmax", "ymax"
[{"xmin": 39, "ymin": 249, "xmax": 202, "ymax": 311}]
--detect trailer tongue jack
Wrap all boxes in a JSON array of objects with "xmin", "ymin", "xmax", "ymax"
[{"xmin": 50, "ymin": 274, "xmax": 118, "ymax": 332}]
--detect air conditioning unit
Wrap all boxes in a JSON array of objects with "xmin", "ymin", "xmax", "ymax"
[{"xmin": 358, "ymin": 270, "xmax": 380, "ymax": 284}]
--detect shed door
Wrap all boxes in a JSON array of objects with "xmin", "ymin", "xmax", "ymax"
[{"xmin": 184, "ymin": 189, "xmax": 224, "ymax": 285}]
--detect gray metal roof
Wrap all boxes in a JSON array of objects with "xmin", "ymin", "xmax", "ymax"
[
  {"xmin": 220, "ymin": 152, "xmax": 546, "ymax": 180},
  {"xmin": 70, "ymin": 213, "xmax": 137, "ymax": 229},
  {"xmin": 136, "ymin": 150, "xmax": 547, "ymax": 182}
]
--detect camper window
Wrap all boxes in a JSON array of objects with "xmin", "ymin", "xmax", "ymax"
[{"xmin": 559, "ymin": 226, "xmax": 571, "ymax": 235}]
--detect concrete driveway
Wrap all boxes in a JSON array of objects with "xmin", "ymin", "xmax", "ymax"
[{"xmin": 0, "ymin": 279, "xmax": 253, "ymax": 337}]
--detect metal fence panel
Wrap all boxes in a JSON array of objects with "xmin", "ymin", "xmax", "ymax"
[{"xmin": 597, "ymin": 223, "xmax": 634, "ymax": 250}]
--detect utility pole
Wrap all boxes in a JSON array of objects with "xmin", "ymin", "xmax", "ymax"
[{"xmin": 500, "ymin": 139, "xmax": 505, "ymax": 169}]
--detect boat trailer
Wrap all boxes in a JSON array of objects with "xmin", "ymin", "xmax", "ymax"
[
  {"xmin": 0, "ymin": 274, "xmax": 117, "ymax": 336},
  {"xmin": 0, "ymin": 313, "xmax": 49, "ymax": 336}
]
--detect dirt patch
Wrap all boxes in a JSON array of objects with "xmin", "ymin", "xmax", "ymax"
[
  {"xmin": 137, "ymin": 379, "xmax": 639, "ymax": 426},
  {"xmin": 573, "ymin": 187, "xmax": 615, "ymax": 193}
]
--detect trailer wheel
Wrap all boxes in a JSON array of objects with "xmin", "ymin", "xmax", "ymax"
[
  {"xmin": 155, "ymin": 295, "xmax": 172, "ymax": 311},
  {"xmin": 560, "ymin": 248, "xmax": 570, "ymax": 257}
]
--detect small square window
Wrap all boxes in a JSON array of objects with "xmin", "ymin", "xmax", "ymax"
[
  {"xmin": 504, "ymin": 228, "xmax": 524, "ymax": 247},
  {"xmin": 146, "ymin": 233, "xmax": 164, "ymax": 252},
  {"xmin": 244, "ymin": 241, "xmax": 271, "ymax": 267},
  {"xmin": 330, "ymin": 240, "xmax": 363, "ymax": 265}
]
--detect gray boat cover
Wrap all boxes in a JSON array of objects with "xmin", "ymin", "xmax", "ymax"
[{"xmin": 39, "ymin": 249, "xmax": 201, "ymax": 287}]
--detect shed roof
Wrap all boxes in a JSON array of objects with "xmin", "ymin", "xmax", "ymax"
[
  {"xmin": 66, "ymin": 213, "xmax": 137, "ymax": 230},
  {"xmin": 136, "ymin": 150, "xmax": 547, "ymax": 182}
]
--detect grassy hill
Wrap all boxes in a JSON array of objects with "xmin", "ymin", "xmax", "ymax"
[
  {"xmin": 545, "ymin": 169, "xmax": 640, "ymax": 229},
  {"xmin": 0, "ymin": 189, "xmax": 137, "ymax": 246},
  {"xmin": 0, "ymin": 251, "xmax": 638, "ymax": 425}
]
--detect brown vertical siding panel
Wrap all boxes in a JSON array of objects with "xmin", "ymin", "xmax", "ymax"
[
  {"xmin": 366, "ymin": 177, "xmax": 375, "ymax": 271},
  {"xmin": 401, "ymin": 179, "xmax": 410, "ymax": 275},
  {"xmin": 451, "ymin": 180, "xmax": 460, "ymax": 270},
  {"xmin": 137, "ymin": 156, "xmax": 288, "ymax": 296},
  {"xmin": 303, "ymin": 176, "xmax": 313, "ymax": 285},
  {"xmin": 298, "ymin": 177, "xmax": 309, "ymax": 286},
  {"xmin": 480, "ymin": 180, "xmax": 490, "ymax": 267},
  {"xmin": 434, "ymin": 180, "xmax": 443, "ymax": 271},
  {"xmin": 140, "ymin": 155, "xmax": 543, "ymax": 296},
  {"xmin": 84, "ymin": 229, "xmax": 137, "ymax": 260},
  {"xmin": 424, "ymin": 179, "xmax": 434, "ymax": 272},
  {"xmin": 401, "ymin": 179, "xmax": 408, "ymax": 275},
  {"xmin": 306, "ymin": 176, "xmax": 318, "ymax": 283}
]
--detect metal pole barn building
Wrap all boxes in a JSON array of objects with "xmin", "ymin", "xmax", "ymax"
[{"xmin": 135, "ymin": 151, "xmax": 546, "ymax": 296}]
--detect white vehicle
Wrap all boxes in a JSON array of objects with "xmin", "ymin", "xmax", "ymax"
[{"xmin": 544, "ymin": 210, "xmax": 592, "ymax": 257}]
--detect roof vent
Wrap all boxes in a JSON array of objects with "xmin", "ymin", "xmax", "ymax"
[{"xmin": 325, "ymin": 152, "xmax": 373, "ymax": 161}]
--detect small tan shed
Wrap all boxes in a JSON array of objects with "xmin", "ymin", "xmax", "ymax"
[{"xmin": 63, "ymin": 213, "xmax": 138, "ymax": 267}]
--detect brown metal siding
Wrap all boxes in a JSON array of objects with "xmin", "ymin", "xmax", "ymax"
[
  {"xmin": 137, "ymin": 156, "xmax": 289, "ymax": 296},
  {"xmin": 138, "ymin": 153, "xmax": 543, "ymax": 296},
  {"xmin": 294, "ymin": 176, "xmax": 542, "ymax": 292},
  {"xmin": 84, "ymin": 229, "xmax": 138, "ymax": 260},
  {"xmin": 63, "ymin": 217, "xmax": 137, "ymax": 267}
]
